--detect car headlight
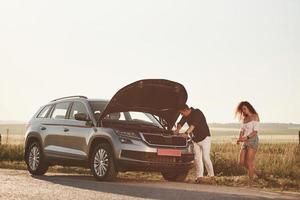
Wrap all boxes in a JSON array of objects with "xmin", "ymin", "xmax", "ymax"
[{"xmin": 114, "ymin": 130, "xmax": 141, "ymax": 139}]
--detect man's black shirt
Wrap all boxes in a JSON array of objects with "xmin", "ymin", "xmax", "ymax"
[{"xmin": 178, "ymin": 107, "xmax": 210, "ymax": 142}]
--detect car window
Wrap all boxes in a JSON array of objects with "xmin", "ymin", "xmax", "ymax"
[
  {"xmin": 89, "ymin": 101, "xmax": 109, "ymax": 121},
  {"xmin": 107, "ymin": 111, "xmax": 162, "ymax": 128},
  {"xmin": 106, "ymin": 112, "xmax": 126, "ymax": 120},
  {"xmin": 89, "ymin": 101, "xmax": 108, "ymax": 114},
  {"xmin": 50, "ymin": 102, "xmax": 70, "ymax": 119},
  {"xmin": 129, "ymin": 112, "xmax": 153, "ymax": 123},
  {"xmin": 37, "ymin": 105, "xmax": 52, "ymax": 118},
  {"xmin": 69, "ymin": 102, "xmax": 88, "ymax": 119}
]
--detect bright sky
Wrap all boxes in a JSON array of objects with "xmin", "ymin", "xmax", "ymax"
[{"xmin": 0, "ymin": 0, "xmax": 299, "ymax": 123}]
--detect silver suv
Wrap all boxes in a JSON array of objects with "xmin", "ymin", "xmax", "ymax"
[{"xmin": 24, "ymin": 79, "xmax": 194, "ymax": 181}]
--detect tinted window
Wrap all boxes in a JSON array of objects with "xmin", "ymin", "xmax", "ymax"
[
  {"xmin": 37, "ymin": 105, "xmax": 52, "ymax": 118},
  {"xmin": 50, "ymin": 102, "xmax": 70, "ymax": 119},
  {"xmin": 69, "ymin": 102, "xmax": 88, "ymax": 119}
]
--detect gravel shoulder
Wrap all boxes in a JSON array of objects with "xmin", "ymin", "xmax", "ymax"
[{"xmin": 0, "ymin": 169, "xmax": 299, "ymax": 200}]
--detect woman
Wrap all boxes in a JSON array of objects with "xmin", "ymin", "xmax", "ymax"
[{"xmin": 236, "ymin": 101, "xmax": 260, "ymax": 179}]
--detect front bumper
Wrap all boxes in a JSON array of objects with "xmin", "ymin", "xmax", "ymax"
[
  {"xmin": 117, "ymin": 150, "xmax": 194, "ymax": 172},
  {"xmin": 115, "ymin": 140, "xmax": 194, "ymax": 171}
]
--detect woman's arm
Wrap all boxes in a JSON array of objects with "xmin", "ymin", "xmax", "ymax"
[
  {"xmin": 239, "ymin": 130, "xmax": 257, "ymax": 142},
  {"xmin": 237, "ymin": 128, "xmax": 245, "ymax": 142},
  {"xmin": 246, "ymin": 131, "xmax": 257, "ymax": 139},
  {"xmin": 239, "ymin": 119, "xmax": 259, "ymax": 141},
  {"xmin": 239, "ymin": 129, "xmax": 244, "ymax": 138}
]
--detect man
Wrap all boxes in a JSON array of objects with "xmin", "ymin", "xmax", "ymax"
[{"xmin": 174, "ymin": 104, "xmax": 214, "ymax": 183}]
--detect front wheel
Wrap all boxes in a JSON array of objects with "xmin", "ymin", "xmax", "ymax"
[
  {"xmin": 90, "ymin": 143, "xmax": 118, "ymax": 181},
  {"xmin": 25, "ymin": 142, "xmax": 48, "ymax": 175},
  {"xmin": 161, "ymin": 170, "xmax": 189, "ymax": 182}
]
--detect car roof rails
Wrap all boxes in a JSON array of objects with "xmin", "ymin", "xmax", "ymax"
[{"xmin": 51, "ymin": 95, "xmax": 88, "ymax": 102}]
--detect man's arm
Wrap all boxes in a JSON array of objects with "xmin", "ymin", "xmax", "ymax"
[
  {"xmin": 181, "ymin": 125, "xmax": 195, "ymax": 138},
  {"xmin": 174, "ymin": 124, "xmax": 182, "ymax": 134},
  {"xmin": 185, "ymin": 109, "xmax": 202, "ymax": 136},
  {"xmin": 174, "ymin": 116, "xmax": 186, "ymax": 134},
  {"xmin": 186, "ymin": 125, "xmax": 195, "ymax": 134}
]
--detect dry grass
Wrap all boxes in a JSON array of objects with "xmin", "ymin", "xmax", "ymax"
[
  {"xmin": 0, "ymin": 144, "xmax": 24, "ymax": 161},
  {"xmin": 211, "ymin": 143, "xmax": 300, "ymax": 179}
]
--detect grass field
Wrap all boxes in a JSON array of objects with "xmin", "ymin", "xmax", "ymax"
[{"xmin": 1, "ymin": 143, "xmax": 299, "ymax": 191}]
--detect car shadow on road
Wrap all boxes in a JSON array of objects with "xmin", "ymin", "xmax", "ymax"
[{"xmin": 32, "ymin": 174, "xmax": 270, "ymax": 200}]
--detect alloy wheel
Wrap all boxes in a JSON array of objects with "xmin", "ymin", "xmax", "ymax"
[
  {"xmin": 93, "ymin": 148, "xmax": 109, "ymax": 177},
  {"xmin": 28, "ymin": 145, "xmax": 40, "ymax": 171}
]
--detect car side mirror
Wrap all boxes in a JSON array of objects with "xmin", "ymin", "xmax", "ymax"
[{"xmin": 74, "ymin": 113, "xmax": 90, "ymax": 121}]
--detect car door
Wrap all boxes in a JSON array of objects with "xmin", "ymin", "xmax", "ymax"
[
  {"xmin": 62, "ymin": 101, "xmax": 95, "ymax": 161},
  {"xmin": 43, "ymin": 101, "xmax": 72, "ymax": 159}
]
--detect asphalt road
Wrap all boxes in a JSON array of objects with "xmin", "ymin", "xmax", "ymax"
[{"xmin": 0, "ymin": 169, "xmax": 299, "ymax": 200}]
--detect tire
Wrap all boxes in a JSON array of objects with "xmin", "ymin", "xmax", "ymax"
[
  {"xmin": 25, "ymin": 142, "xmax": 48, "ymax": 175},
  {"xmin": 90, "ymin": 143, "xmax": 118, "ymax": 181},
  {"xmin": 161, "ymin": 170, "xmax": 189, "ymax": 182}
]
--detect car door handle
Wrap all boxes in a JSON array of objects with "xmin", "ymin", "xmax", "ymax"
[
  {"xmin": 40, "ymin": 127, "xmax": 46, "ymax": 131},
  {"xmin": 64, "ymin": 128, "xmax": 69, "ymax": 132}
]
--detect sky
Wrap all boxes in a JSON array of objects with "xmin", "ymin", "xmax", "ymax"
[{"xmin": 0, "ymin": 0, "xmax": 299, "ymax": 123}]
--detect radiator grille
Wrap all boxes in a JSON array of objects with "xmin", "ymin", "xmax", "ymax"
[
  {"xmin": 142, "ymin": 134, "xmax": 187, "ymax": 147},
  {"xmin": 120, "ymin": 150, "xmax": 194, "ymax": 163}
]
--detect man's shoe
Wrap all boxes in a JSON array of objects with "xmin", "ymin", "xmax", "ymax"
[
  {"xmin": 195, "ymin": 177, "xmax": 204, "ymax": 184},
  {"xmin": 206, "ymin": 176, "xmax": 216, "ymax": 184}
]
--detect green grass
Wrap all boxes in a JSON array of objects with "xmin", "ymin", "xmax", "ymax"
[{"xmin": 0, "ymin": 143, "xmax": 299, "ymax": 191}]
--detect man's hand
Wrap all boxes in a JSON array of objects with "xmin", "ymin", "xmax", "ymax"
[{"xmin": 179, "ymin": 133, "xmax": 189, "ymax": 139}]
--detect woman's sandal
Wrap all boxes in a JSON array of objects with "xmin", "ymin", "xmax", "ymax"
[{"xmin": 255, "ymin": 170, "xmax": 263, "ymax": 178}]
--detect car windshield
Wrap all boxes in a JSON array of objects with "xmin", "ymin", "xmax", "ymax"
[{"xmin": 89, "ymin": 101, "xmax": 163, "ymax": 128}]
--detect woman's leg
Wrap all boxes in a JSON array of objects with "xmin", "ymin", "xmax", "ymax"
[
  {"xmin": 193, "ymin": 142, "xmax": 204, "ymax": 178},
  {"xmin": 246, "ymin": 148, "xmax": 257, "ymax": 179},
  {"xmin": 239, "ymin": 148, "xmax": 247, "ymax": 168},
  {"xmin": 200, "ymin": 137, "xmax": 214, "ymax": 176}
]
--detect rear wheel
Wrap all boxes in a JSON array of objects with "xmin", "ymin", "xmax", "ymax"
[
  {"xmin": 161, "ymin": 170, "xmax": 189, "ymax": 181},
  {"xmin": 90, "ymin": 143, "xmax": 118, "ymax": 181},
  {"xmin": 25, "ymin": 142, "xmax": 48, "ymax": 175}
]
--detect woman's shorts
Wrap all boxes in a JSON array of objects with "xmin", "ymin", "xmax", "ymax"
[{"xmin": 242, "ymin": 136, "xmax": 259, "ymax": 150}]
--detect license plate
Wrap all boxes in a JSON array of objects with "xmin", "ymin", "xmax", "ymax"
[{"xmin": 157, "ymin": 149, "xmax": 181, "ymax": 157}]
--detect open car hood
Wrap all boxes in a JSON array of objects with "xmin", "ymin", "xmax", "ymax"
[{"xmin": 99, "ymin": 79, "xmax": 188, "ymax": 129}]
